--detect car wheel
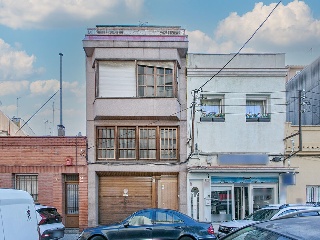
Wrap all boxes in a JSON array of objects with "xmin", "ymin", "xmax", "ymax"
[
  {"xmin": 90, "ymin": 236, "xmax": 106, "ymax": 240},
  {"xmin": 179, "ymin": 236, "xmax": 194, "ymax": 240}
]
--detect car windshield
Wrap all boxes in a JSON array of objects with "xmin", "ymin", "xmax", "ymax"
[{"xmin": 244, "ymin": 209, "xmax": 279, "ymax": 221}]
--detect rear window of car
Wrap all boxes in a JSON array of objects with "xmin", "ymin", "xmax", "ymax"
[{"xmin": 37, "ymin": 207, "xmax": 62, "ymax": 223}]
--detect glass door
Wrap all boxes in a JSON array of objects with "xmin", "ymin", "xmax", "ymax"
[
  {"xmin": 211, "ymin": 186, "xmax": 233, "ymax": 222},
  {"xmin": 234, "ymin": 186, "xmax": 249, "ymax": 220}
]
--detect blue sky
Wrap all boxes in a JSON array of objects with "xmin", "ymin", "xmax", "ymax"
[{"xmin": 0, "ymin": 0, "xmax": 320, "ymax": 136}]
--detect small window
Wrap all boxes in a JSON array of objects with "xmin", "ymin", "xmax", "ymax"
[
  {"xmin": 200, "ymin": 95, "xmax": 225, "ymax": 122},
  {"xmin": 306, "ymin": 186, "xmax": 320, "ymax": 203},
  {"xmin": 15, "ymin": 174, "xmax": 38, "ymax": 201},
  {"xmin": 160, "ymin": 128, "xmax": 177, "ymax": 159},
  {"xmin": 246, "ymin": 96, "xmax": 270, "ymax": 122},
  {"xmin": 139, "ymin": 128, "xmax": 156, "ymax": 159},
  {"xmin": 119, "ymin": 127, "xmax": 136, "ymax": 159},
  {"xmin": 97, "ymin": 127, "xmax": 115, "ymax": 160}
]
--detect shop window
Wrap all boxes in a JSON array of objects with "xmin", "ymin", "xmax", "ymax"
[{"xmin": 15, "ymin": 174, "xmax": 38, "ymax": 201}]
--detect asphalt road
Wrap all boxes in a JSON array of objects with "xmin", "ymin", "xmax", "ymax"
[{"xmin": 62, "ymin": 229, "xmax": 80, "ymax": 240}]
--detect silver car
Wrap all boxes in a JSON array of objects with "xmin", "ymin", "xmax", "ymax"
[
  {"xmin": 217, "ymin": 204, "xmax": 318, "ymax": 238},
  {"xmin": 35, "ymin": 203, "xmax": 65, "ymax": 240}
]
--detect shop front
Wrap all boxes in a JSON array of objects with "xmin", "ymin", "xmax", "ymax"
[{"xmin": 188, "ymin": 169, "xmax": 295, "ymax": 224}]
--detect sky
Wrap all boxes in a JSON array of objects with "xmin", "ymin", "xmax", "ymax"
[{"xmin": 0, "ymin": 0, "xmax": 320, "ymax": 136}]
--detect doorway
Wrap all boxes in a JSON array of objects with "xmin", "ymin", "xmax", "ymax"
[
  {"xmin": 64, "ymin": 175, "xmax": 79, "ymax": 228},
  {"xmin": 234, "ymin": 186, "xmax": 249, "ymax": 220}
]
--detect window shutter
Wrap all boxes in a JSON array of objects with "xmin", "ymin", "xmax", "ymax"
[{"xmin": 99, "ymin": 61, "xmax": 136, "ymax": 97}]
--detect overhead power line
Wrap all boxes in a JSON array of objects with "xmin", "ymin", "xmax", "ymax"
[
  {"xmin": 15, "ymin": 90, "xmax": 59, "ymax": 134},
  {"xmin": 197, "ymin": 1, "xmax": 282, "ymax": 91}
]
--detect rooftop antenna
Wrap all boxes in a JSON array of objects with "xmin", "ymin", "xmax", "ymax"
[
  {"xmin": 57, "ymin": 53, "xmax": 65, "ymax": 136},
  {"xmin": 16, "ymin": 97, "xmax": 21, "ymax": 118},
  {"xmin": 139, "ymin": 21, "xmax": 148, "ymax": 26}
]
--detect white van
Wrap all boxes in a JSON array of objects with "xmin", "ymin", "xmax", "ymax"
[{"xmin": 0, "ymin": 188, "xmax": 39, "ymax": 240}]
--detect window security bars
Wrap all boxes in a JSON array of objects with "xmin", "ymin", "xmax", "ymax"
[
  {"xmin": 307, "ymin": 186, "xmax": 320, "ymax": 203},
  {"xmin": 15, "ymin": 174, "xmax": 38, "ymax": 201}
]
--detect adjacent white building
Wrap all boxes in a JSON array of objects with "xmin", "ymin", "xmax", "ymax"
[{"xmin": 186, "ymin": 53, "xmax": 295, "ymax": 223}]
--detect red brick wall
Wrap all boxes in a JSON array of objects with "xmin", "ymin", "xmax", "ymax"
[{"xmin": 0, "ymin": 136, "xmax": 88, "ymax": 229}]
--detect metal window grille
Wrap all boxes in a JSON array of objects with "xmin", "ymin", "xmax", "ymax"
[
  {"xmin": 66, "ymin": 183, "xmax": 79, "ymax": 214},
  {"xmin": 15, "ymin": 174, "xmax": 38, "ymax": 201},
  {"xmin": 307, "ymin": 186, "xmax": 320, "ymax": 203}
]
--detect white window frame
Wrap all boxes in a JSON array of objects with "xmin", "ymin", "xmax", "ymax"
[
  {"xmin": 307, "ymin": 185, "xmax": 320, "ymax": 203},
  {"xmin": 246, "ymin": 95, "xmax": 270, "ymax": 120}
]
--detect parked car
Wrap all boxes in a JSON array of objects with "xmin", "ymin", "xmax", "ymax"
[
  {"xmin": 219, "ymin": 214, "xmax": 320, "ymax": 240},
  {"xmin": 78, "ymin": 208, "xmax": 216, "ymax": 240},
  {"xmin": 275, "ymin": 207, "xmax": 320, "ymax": 219},
  {"xmin": 35, "ymin": 203, "xmax": 65, "ymax": 240},
  {"xmin": 0, "ymin": 188, "xmax": 40, "ymax": 240},
  {"xmin": 217, "ymin": 203, "xmax": 318, "ymax": 238}
]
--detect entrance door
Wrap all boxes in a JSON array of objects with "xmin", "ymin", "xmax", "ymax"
[
  {"xmin": 64, "ymin": 175, "xmax": 79, "ymax": 228},
  {"xmin": 234, "ymin": 186, "xmax": 249, "ymax": 220},
  {"xmin": 157, "ymin": 175, "xmax": 178, "ymax": 210}
]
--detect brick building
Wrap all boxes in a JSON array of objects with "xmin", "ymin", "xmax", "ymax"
[{"xmin": 0, "ymin": 136, "xmax": 88, "ymax": 230}]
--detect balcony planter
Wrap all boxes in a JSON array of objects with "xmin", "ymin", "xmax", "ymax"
[
  {"xmin": 201, "ymin": 113, "xmax": 225, "ymax": 122},
  {"xmin": 258, "ymin": 117, "xmax": 271, "ymax": 122},
  {"xmin": 246, "ymin": 117, "xmax": 259, "ymax": 122},
  {"xmin": 246, "ymin": 113, "xmax": 271, "ymax": 122},
  {"xmin": 200, "ymin": 117, "xmax": 213, "ymax": 122},
  {"xmin": 212, "ymin": 117, "xmax": 225, "ymax": 122}
]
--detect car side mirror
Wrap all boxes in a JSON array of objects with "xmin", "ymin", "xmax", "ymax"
[{"xmin": 123, "ymin": 221, "xmax": 130, "ymax": 228}]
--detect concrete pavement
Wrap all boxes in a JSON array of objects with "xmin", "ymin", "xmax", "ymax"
[{"xmin": 61, "ymin": 229, "xmax": 80, "ymax": 240}]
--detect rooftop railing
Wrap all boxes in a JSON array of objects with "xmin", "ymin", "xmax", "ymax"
[{"xmin": 87, "ymin": 26, "xmax": 185, "ymax": 36}]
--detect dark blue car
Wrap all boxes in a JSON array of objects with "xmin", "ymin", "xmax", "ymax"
[{"xmin": 78, "ymin": 208, "xmax": 216, "ymax": 240}]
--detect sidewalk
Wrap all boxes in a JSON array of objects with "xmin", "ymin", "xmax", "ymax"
[{"xmin": 61, "ymin": 228, "xmax": 80, "ymax": 240}]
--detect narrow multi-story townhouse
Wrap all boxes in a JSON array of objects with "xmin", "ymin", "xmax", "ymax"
[
  {"xmin": 83, "ymin": 25, "xmax": 188, "ymax": 226},
  {"xmin": 186, "ymin": 53, "xmax": 295, "ymax": 224},
  {"xmin": 285, "ymin": 55, "xmax": 320, "ymax": 204}
]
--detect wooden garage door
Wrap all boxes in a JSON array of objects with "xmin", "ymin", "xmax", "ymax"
[{"xmin": 99, "ymin": 176, "xmax": 153, "ymax": 224}]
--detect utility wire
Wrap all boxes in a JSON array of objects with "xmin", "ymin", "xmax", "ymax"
[
  {"xmin": 15, "ymin": 90, "xmax": 59, "ymax": 134},
  {"xmin": 91, "ymin": 2, "xmax": 283, "ymax": 164},
  {"xmin": 197, "ymin": 1, "xmax": 281, "ymax": 91}
]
